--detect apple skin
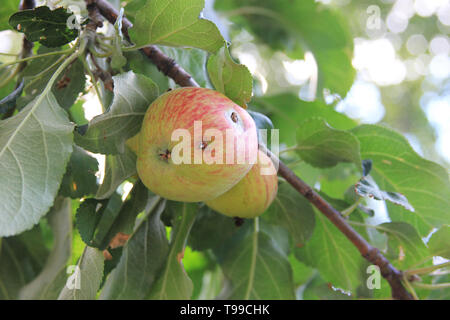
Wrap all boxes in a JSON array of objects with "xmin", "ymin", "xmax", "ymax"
[
  {"xmin": 137, "ymin": 87, "xmax": 258, "ymax": 202},
  {"xmin": 125, "ymin": 132, "xmax": 140, "ymax": 155},
  {"xmin": 205, "ymin": 150, "xmax": 278, "ymax": 218}
]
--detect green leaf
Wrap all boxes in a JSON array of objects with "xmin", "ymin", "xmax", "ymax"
[
  {"xmin": 95, "ymin": 147, "xmax": 137, "ymax": 199},
  {"xmin": 0, "ymin": 0, "xmax": 18, "ymax": 31},
  {"xmin": 14, "ymin": 225, "xmax": 50, "ymax": 269},
  {"xmin": 352, "ymin": 125, "xmax": 450, "ymax": 236},
  {"xmin": 196, "ymin": 265, "xmax": 224, "ymax": 300},
  {"xmin": 296, "ymin": 118, "xmax": 361, "ymax": 169},
  {"xmin": 19, "ymin": 46, "xmax": 86, "ymax": 110},
  {"xmin": 377, "ymin": 222, "xmax": 429, "ymax": 269},
  {"xmin": 102, "ymin": 180, "xmax": 151, "ymax": 239},
  {"xmin": 0, "ymin": 91, "xmax": 74, "ymax": 237},
  {"xmin": 248, "ymin": 109, "xmax": 274, "ymax": 131},
  {"xmin": 91, "ymin": 193, "xmax": 123, "ymax": 250},
  {"xmin": 111, "ymin": 53, "xmax": 127, "ymax": 71},
  {"xmin": 69, "ymin": 100, "xmax": 88, "ymax": 126},
  {"xmin": 76, "ymin": 199, "xmax": 103, "ymax": 247},
  {"xmin": 295, "ymin": 210, "xmax": 365, "ymax": 291},
  {"xmin": 0, "ymin": 230, "xmax": 46, "ymax": 299},
  {"xmin": 58, "ymin": 246, "xmax": 105, "ymax": 300},
  {"xmin": 218, "ymin": 221, "xmax": 296, "ymax": 299},
  {"xmin": 248, "ymin": 109, "xmax": 274, "ymax": 147},
  {"xmin": 99, "ymin": 198, "xmax": 169, "ymax": 299},
  {"xmin": 428, "ymin": 226, "xmax": 450, "ymax": 259},
  {"xmin": 188, "ymin": 205, "xmax": 239, "ymax": 252},
  {"xmin": 428, "ymin": 274, "xmax": 450, "ymax": 300},
  {"xmin": 9, "ymin": 6, "xmax": 78, "ymax": 47},
  {"xmin": 289, "ymin": 254, "xmax": 314, "ymax": 287},
  {"xmin": 355, "ymin": 175, "xmax": 414, "ymax": 212},
  {"xmin": 302, "ymin": 274, "xmax": 353, "ymax": 300},
  {"xmin": 124, "ymin": 0, "xmax": 146, "ymax": 24},
  {"xmin": 76, "ymin": 193, "xmax": 123, "ymax": 250},
  {"xmin": 251, "ymin": 94, "xmax": 356, "ymax": 146},
  {"xmin": 74, "ymin": 71, "xmax": 158, "ymax": 154},
  {"xmin": 110, "ymin": 8, "xmax": 127, "ymax": 71},
  {"xmin": 0, "ymin": 77, "xmax": 17, "ymax": 119},
  {"xmin": 314, "ymin": 48, "xmax": 355, "ymax": 98},
  {"xmin": 127, "ymin": 45, "xmax": 210, "ymax": 91},
  {"xmin": 101, "ymin": 247, "xmax": 123, "ymax": 285},
  {"xmin": 215, "ymin": 0, "xmax": 355, "ymax": 97},
  {"xmin": 159, "ymin": 46, "xmax": 210, "ymax": 88},
  {"xmin": 60, "ymin": 145, "xmax": 99, "ymax": 198},
  {"xmin": 264, "ymin": 182, "xmax": 315, "ymax": 246},
  {"xmin": 125, "ymin": 50, "xmax": 170, "ymax": 92},
  {"xmin": 260, "ymin": 223, "xmax": 290, "ymax": 255},
  {"xmin": 318, "ymin": 163, "xmax": 361, "ymax": 199},
  {"xmin": 18, "ymin": 197, "xmax": 72, "ymax": 300},
  {"xmin": 129, "ymin": 0, "xmax": 223, "ymax": 53},
  {"xmin": 149, "ymin": 202, "xmax": 197, "ymax": 299},
  {"xmin": 207, "ymin": 44, "xmax": 252, "ymax": 106}
]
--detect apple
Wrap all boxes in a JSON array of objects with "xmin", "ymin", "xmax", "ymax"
[
  {"xmin": 125, "ymin": 132, "xmax": 140, "ymax": 155},
  {"xmin": 205, "ymin": 150, "xmax": 278, "ymax": 218},
  {"xmin": 137, "ymin": 87, "xmax": 258, "ymax": 202}
]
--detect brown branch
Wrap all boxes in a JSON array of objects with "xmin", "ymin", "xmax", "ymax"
[
  {"xmin": 93, "ymin": 0, "xmax": 413, "ymax": 300},
  {"xmin": 271, "ymin": 154, "xmax": 413, "ymax": 300},
  {"xmin": 85, "ymin": 0, "xmax": 104, "ymax": 31},
  {"xmin": 88, "ymin": 52, "xmax": 114, "ymax": 92},
  {"xmin": 94, "ymin": 0, "xmax": 199, "ymax": 87},
  {"xmin": 18, "ymin": 0, "xmax": 36, "ymax": 65},
  {"xmin": 84, "ymin": 0, "xmax": 114, "ymax": 93}
]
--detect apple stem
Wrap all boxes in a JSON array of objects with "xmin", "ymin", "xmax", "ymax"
[{"xmin": 159, "ymin": 149, "xmax": 171, "ymax": 161}]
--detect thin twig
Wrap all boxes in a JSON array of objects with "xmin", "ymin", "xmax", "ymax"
[
  {"xmin": 17, "ymin": 0, "xmax": 36, "ymax": 72},
  {"xmin": 94, "ymin": 0, "xmax": 413, "ymax": 300},
  {"xmin": 79, "ymin": 54, "xmax": 106, "ymax": 111},
  {"xmin": 84, "ymin": 0, "xmax": 114, "ymax": 95},
  {"xmin": 342, "ymin": 197, "xmax": 362, "ymax": 217},
  {"xmin": 412, "ymin": 282, "xmax": 450, "ymax": 290},
  {"xmin": 0, "ymin": 48, "xmax": 75, "ymax": 71},
  {"xmin": 0, "ymin": 65, "xmax": 20, "ymax": 88},
  {"xmin": 406, "ymin": 261, "xmax": 450, "ymax": 276},
  {"xmin": 88, "ymin": 52, "xmax": 114, "ymax": 92},
  {"xmin": 402, "ymin": 274, "xmax": 419, "ymax": 300}
]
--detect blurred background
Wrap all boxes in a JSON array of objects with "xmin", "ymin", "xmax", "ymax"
[{"xmin": 206, "ymin": 0, "xmax": 450, "ymax": 170}]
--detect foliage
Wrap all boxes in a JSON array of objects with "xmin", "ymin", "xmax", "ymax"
[
  {"xmin": 9, "ymin": 6, "xmax": 79, "ymax": 47},
  {"xmin": 0, "ymin": 0, "xmax": 448, "ymax": 301}
]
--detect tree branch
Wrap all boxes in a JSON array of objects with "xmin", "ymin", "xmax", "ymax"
[
  {"xmin": 85, "ymin": 0, "xmax": 104, "ymax": 31},
  {"xmin": 18, "ymin": 0, "xmax": 36, "ymax": 66},
  {"xmin": 93, "ymin": 0, "xmax": 413, "ymax": 300},
  {"xmin": 268, "ymin": 149, "xmax": 413, "ymax": 300}
]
